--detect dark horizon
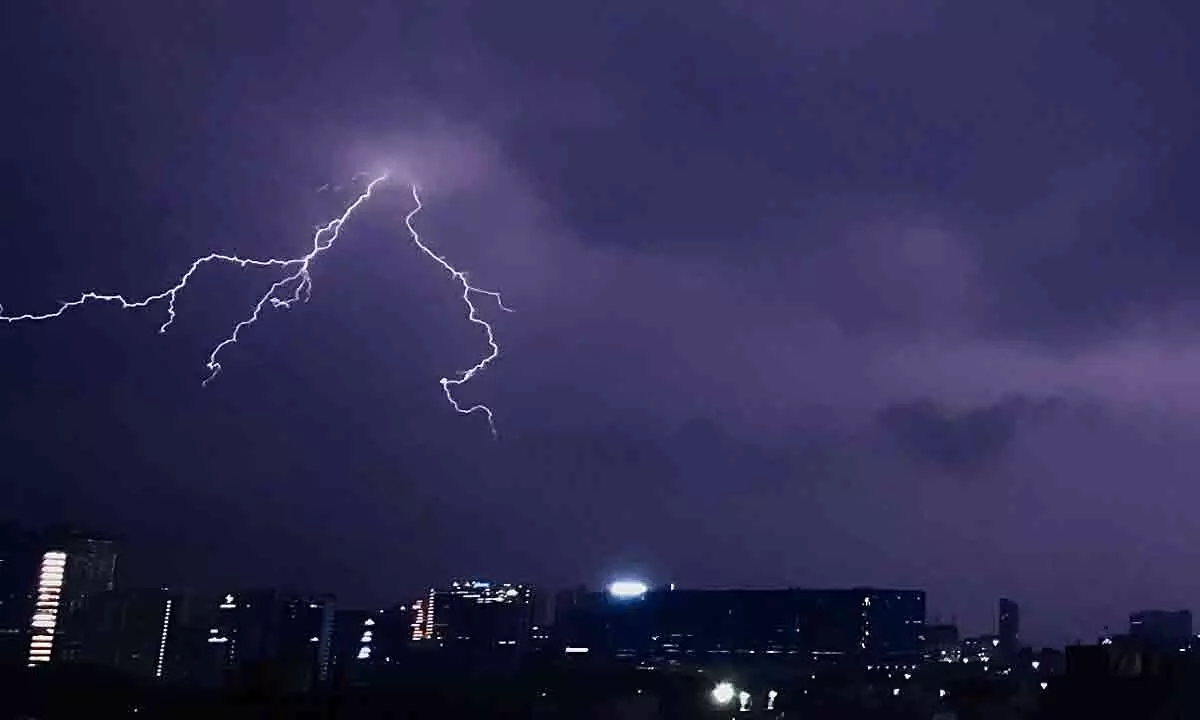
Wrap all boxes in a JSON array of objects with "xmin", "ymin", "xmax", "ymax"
[{"xmin": 0, "ymin": 516, "xmax": 1163, "ymax": 649}]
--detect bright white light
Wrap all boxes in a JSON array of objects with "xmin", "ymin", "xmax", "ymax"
[
  {"xmin": 28, "ymin": 552, "xmax": 66, "ymax": 663},
  {"xmin": 738, "ymin": 690, "xmax": 751, "ymax": 711},
  {"xmin": 766, "ymin": 689, "xmax": 778, "ymax": 710},
  {"xmin": 155, "ymin": 598, "xmax": 173, "ymax": 679},
  {"xmin": 1031, "ymin": 660, "xmax": 1040, "ymax": 670},
  {"xmin": 903, "ymin": 673, "xmax": 911, "ymax": 680},
  {"xmin": 608, "ymin": 580, "xmax": 648, "ymax": 598},
  {"xmin": 1040, "ymin": 681, "xmax": 1048, "ymax": 690},
  {"xmin": 892, "ymin": 688, "xmax": 900, "ymax": 696},
  {"xmin": 564, "ymin": 646, "xmax": 590, "ymax": 654},
  {"xmin": 939, "ymin": 689, "xmax": 947, "ymax": 698},
  {"xmin": 711, "ymin": 682, "xmax": 736, "ymax": 705}
]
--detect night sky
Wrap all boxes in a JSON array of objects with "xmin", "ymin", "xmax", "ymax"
[{"xmin": 1, "ymin": 2, "xmax": 1197, "ymax": 647}]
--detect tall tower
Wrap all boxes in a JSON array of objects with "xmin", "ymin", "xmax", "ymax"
[
  {"xmin": 998, "ymin": 598, "xmax": 1020, "ymax": 658},
  {"xmin": 26, "ymin": 550, "xmax": 67, "ymax": 665},
  {"xmin": 26, "ymin": 529, "xmax": 118, "ymax": 665}
]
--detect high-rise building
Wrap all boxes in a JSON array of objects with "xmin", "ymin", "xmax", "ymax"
[
  {"xmin": 330, "ymin": 605, "xmax": 414, "ymax": 684},
  {"xmin": 1129, "ymin": 610, "xmax": 1193, "ymax": 647},
  {"xmin": 68, "ymin": 588, "xmax": 181, "ymax": 680},
  {"xmin": 998, "ymin": 598, "xmax": 1020, "ymax": 658},
  {"xmin": 53, "ymin": 532, "xmax": 119, "ymax": 664},
  {"xmin": 26, "ymin": 549, "xmax": 67, "ymax": 666},
  {"xmin": 332, "ymin": 609, "xmax": 383, "ymax": 683},
  {"xmin": 0, "ymin": 526, "xmax": 117, "ymax": 666},
  {"xmin": 861, "ymin": 589, "xmax": 927, "ymax": 661},
  {"xmin": 174, "ymin": 590, "xmax": 335, "ymax": 691},
  {"xmin": 410, "ymin": 580, "xmax": 536, "ymax": 649},
  {"xmin": 410, "ymin": 588, "xmax": 436, "ymax": 642}
]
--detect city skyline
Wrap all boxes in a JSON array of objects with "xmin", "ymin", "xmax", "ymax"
[
  {"xmin": 3, "ymin": 2, "xmax": 1200, "ymax": 652},
  {"xmin": 3, "ymin": 520, "xmax": 1188, "ymax": 651},
  {"xmin": 9, "ymin": 516, "xmax": 1200, "ymax": 718}
]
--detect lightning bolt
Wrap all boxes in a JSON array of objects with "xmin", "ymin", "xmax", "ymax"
[
  {"xmin": 1, "ymin": 173, "xmax": 510, "ymax": 433},
  {"xmin": 2, "ymin": 174, "xmax": 388, "ymax": 386},
  {"xmin": 404, "ymin": 185, "xmax": 512, "ymax": 436}
]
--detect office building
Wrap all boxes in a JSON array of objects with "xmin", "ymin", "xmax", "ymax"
[
  {"xmin": 331, "ymin": 604, "xmax": 422, "ymax": 685},
  {"xmin": 68, "ymin": 588, "xmax": 181, "ymax": 680},
  {"xmin": 557, "ymin": 585, "xmax": 925, "ymax": 666},
  {"xmin": 1129, "ymin": 610, "xmax": 1193, "ymax": 648},
  {"xmin": 175, "ymin": 590, "xmax": 335, "ymax": 692},
  {"xmin": 332, "ymin": 608, "xmax": 402, "ymax": 678},
  {"xmin": 25, "ymin": 549, "xmax": 67, "ymax": 665},
  {"xmin": 53, "ymin": 532, "xmax": 119, "ymax": 664},
  {"xmin": 410, "ymin": 580, "xmax": 536, "ymax": 649},
  {"xmin": 0, "ymin": 526, "xmax": 117, "ymax": 666},
  {"xmin": 334, "ymin": 610, "xmax": 383, "ymax": 664}
]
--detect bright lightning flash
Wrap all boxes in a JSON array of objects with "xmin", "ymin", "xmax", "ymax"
[
  {"xmin": 0, "ymin": 174, "xmax": 511, "ymax": 433},
  {"xmin": 405, "ymin": 185, "xmax": 512, "ymax": 436}
]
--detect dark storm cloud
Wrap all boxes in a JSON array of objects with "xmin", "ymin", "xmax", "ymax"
[
  {"xmin": 877, "ymin": 396, "xmax": 1062, "ymax": 472},
  {"xmin": 457, "ymin": 0, "xmax": 1200, "ymax": 348},
  {"xmin": 475, "ymin": 3, "xmax": 1186, "ymax": 231},
  {"xmin": 977, "ymin": 141, "xmax": 1200, "ymax": 344}
]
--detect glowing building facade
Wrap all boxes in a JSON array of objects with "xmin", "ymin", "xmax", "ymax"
[
  {"xmin": 27, "ymin": 551, "xmax": 66, "ymax": 664},
  {"xmin": 410, "ymin": 580, "xmax": 536, "ymax": 649},
  {"xmin": 0, "ymin": 527, "xmax": 117, "ymax": 667}
]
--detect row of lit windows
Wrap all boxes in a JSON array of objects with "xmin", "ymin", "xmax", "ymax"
[
  {"xmin": 410, "ymin": 598, "xmax": 428, "ymax": 641},
  {"xmin": 155, "ymin": 599, "xmax": 173, "ymax": 678},
  {"xmin": 27, "ymin": 551, "xmax": 67, "ymax": 665},
  {"xmin": 411, "ymin": 589, "xmax": 441, "ymax": 642}
]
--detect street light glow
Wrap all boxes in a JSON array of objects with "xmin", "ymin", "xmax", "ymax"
[
  {"xmin": 711, "ymin": 681, "xmax": 735, "ymax": 705},
  {"xmin": 608, "ymin": 580, "xmax": 649, "ymax": 598}
]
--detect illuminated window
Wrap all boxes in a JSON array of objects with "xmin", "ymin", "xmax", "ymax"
[{"xmin": 27, "ymin": 551, "xmax": 67, "ymax": 664}]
